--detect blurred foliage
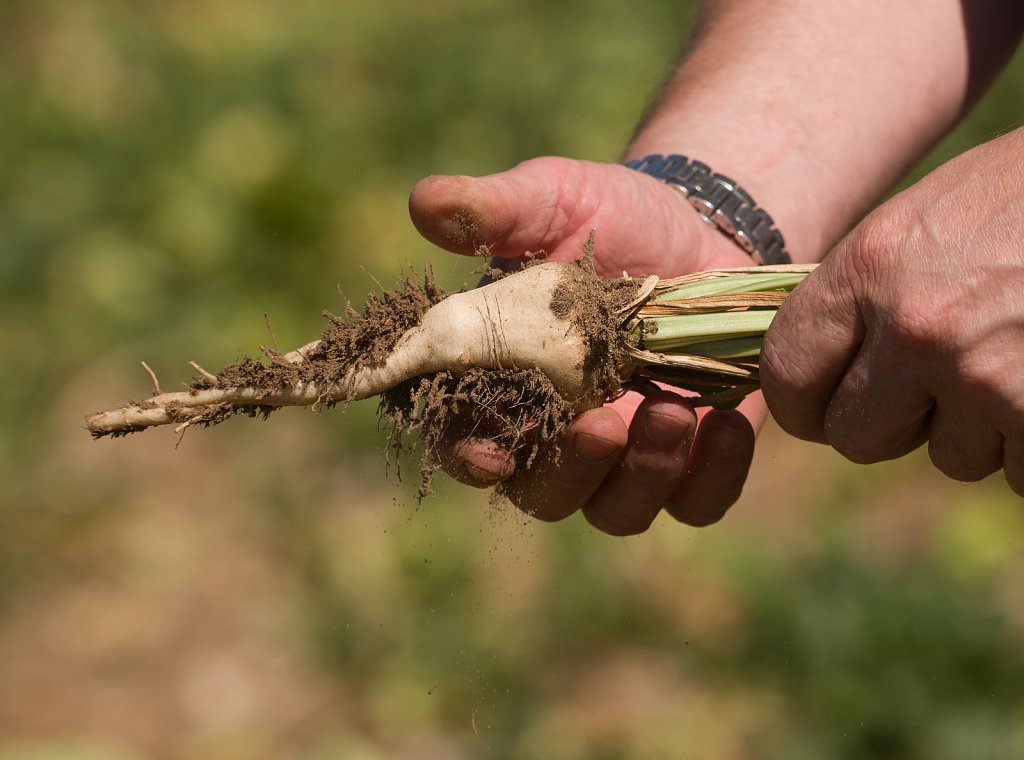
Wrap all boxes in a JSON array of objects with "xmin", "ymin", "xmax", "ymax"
[{"xmin": 0, "ymin": 1, "xmax": 1022, "ymax": 758}]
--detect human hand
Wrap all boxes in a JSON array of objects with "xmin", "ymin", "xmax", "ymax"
[
  {"xmin": 409, "ymin": 156, "xmax": 765, "ymax": 533},
  {"xmin": 760, "ymin": 129, "xmax": 1024, "ymax": 495}
]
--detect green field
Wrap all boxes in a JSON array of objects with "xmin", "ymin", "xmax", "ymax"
[{"xmin": 1, "ymin": 2, "xmax": 1022, "ymax": 758}]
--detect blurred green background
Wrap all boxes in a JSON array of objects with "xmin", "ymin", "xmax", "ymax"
[{"xmin": 2, "ymin": 1, "xmax": 1023, "ymax": 758}]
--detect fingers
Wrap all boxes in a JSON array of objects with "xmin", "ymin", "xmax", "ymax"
[
  {"xmin": 581, "ymin": 393, "xmax": 697, "ymax": 536},
  {"xmin": 440, "ymin": 392, "xmax": 762, "ymax": 533},
  {"xmin": 500, "ymin": 406, "xmax": 629, "ymax": 521},
  {"xmin": 760, "ymin": 255, "xmax": 866, "ymax": 443},
  {"xmin": 1005, "ymin": 436, "xmax": 1024, "ymax": 497},
  {"xmin": 820, "ymin": 339, "xmax": 934, "ymax": 463},
  {"xmin": 927, "ymin": 402, "xmax": 1004, "ymax": 483},
  {"xmin": 661, "ymin": 410, "xmax": 756, "ymax": 527}
]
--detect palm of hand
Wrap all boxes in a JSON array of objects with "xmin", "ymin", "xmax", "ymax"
[{"xmin": 409, "ymin": 156, "xmax": 764, "ymax": 533}]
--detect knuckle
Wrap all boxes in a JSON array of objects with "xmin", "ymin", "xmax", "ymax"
[
  {"xmin": 884, "ymin": 301, "xmax": 951, "ymax": 353},
  {"xmin": 633, "ymin": 461, "xmax": 680, "ymax": 486},
  {"xmin": 621, "ymin": 446, "xmax": 689, "ymax": 484},
  {"xmin": 843, "ymin": 207, "xmax": 908, "ymax": 280},
  {"xmin": 843, "ymin": 206, "xmax": 954, "ymax": 354},
  {"xmin": 516, "ymin": 155, "xmax": 570, "ymax": 173},
  {"xmin": 955, "ymin": 350, "xmax": 1019, "ymax": 401}
]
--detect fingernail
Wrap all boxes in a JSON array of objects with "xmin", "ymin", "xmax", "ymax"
[
  {"xmin": 574, "ymin": 432, "xmax": 621, "ymax": 464},
  {"xmin": 645, "ymin": 404, "xmax": 691, "ymax": 446}
]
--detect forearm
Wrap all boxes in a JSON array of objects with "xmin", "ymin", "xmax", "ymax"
[{"xmin": 627, "ymin": 0, "xmax": 1024, "ymax": 262}]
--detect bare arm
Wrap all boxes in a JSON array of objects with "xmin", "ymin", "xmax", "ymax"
[{"xmin": 628, "ymin": 0, "xmax": 1024, "ymax": 261}]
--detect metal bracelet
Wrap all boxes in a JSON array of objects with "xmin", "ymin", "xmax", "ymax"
[{"xmin": 624, "ymin": 153, "xmax": 791, "ymax": 265}]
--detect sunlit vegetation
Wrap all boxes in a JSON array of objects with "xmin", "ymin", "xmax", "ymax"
[{"xmin": 1, "ymin": 1, "xmax": 1022, "ymax": 758}]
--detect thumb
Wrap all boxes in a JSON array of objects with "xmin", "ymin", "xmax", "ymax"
[
  {"xmin": 410, "ymin": 155, "xmax": 747, "ymax": 276},
  {"xmin": 408, "ymin": 156, "xmax": 596, "ymax": 259}
]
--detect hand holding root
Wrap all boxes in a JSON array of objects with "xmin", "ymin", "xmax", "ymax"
[{"xmin": 408, "ymin": 157, "xmax": 802, "ymax": 531}]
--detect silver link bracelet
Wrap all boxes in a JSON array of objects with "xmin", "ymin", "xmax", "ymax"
[{"xmin": 624, "ymin": 153, "xmax": 792, "ymax": 265}]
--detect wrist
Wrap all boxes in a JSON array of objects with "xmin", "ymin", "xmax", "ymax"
[
  {"xmin": 625, "ymin": 128, "xmax": 825, "ymax": 263},
  {"xmin": 625, "ymin": 124, "xmax": 827, "ymax": 264},
  {"xmin": 624, "ymin": 154, "xmax": 792, "ymax": 265},
  {"xmin": 624, "ymin": 0, "xmax": 986, "ymax": 265}
]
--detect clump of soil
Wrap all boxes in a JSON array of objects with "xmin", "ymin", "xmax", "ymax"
[
  {"xmin": 376, "ymin": 250, "xmax": 639, "ymax": 496},
  {"xmin": 324, "ymin": 267, "xmax": 449, "ymax": 368},
  {"xmin": 188, "ymin": 266, "xmax": 450, "ymax": 411},
  {"xmin": 549, "ymin": 248, "xmax": 639, "ymax": 404}
]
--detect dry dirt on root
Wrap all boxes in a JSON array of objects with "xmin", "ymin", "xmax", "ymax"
[
  {"xmin": 378, "ymin": 256, "xmax": 640, "ymax": 497},
  {"xmin": 379, "ymin": 367, "xmax": 577, "ymax": 498},
  {"xmin": 549, "ymin": 254, "xmax": 639, "ymax": 405},
  {"xmin": 181, "ymin": 267, "xmax": 451, "ymax": 425}
]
